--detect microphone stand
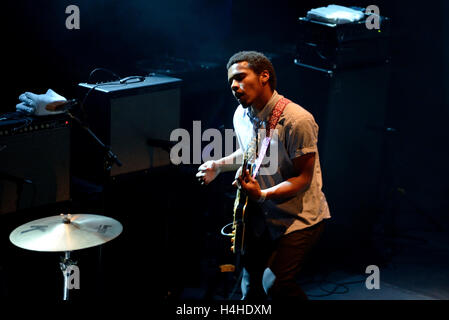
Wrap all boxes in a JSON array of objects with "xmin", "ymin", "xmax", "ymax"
[
  {"xmin": 47, "ymin": 100, "xmax": 122, "ymax": 173},
  {"xmin": 65, "ymin": 107, "xmax": 122, "ymax": 230},
  {"xmin": 65, "ymin": 107, "xmax": 122, "ymax": 299},
  {"xmin": 66, "ymin": 110, "xmax": 122, "ymax": 174}
]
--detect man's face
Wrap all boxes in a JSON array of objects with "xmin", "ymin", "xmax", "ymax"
[{"xmin": 227, "ymin": 61, "xmax": 267, "ymax": 108}]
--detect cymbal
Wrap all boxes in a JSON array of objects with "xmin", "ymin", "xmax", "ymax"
[{"xmin": 9, "ymin": 214, "xmax": 123, "ymax": 252}]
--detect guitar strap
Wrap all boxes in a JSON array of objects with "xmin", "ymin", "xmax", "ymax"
[{"xmin": 251, "ymin": 97, "xmax": 291, "ymax": 178}]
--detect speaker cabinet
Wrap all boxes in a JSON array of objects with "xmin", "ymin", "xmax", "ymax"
[
  {"xmin": 293, "ymin": 62, "xmax": 391, "ymax": 226},
  {"xmin": 0, "ymin": 115, "xmax": 71, "ymax": 214},
  {"xmin": 72, "ymin": 75, "xmax": 182, "ymax": 182}
]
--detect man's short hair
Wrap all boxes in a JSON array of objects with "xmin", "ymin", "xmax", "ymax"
[{"xmin": 226, "ymin": 51, "xmax": 277, "ymax": 91}]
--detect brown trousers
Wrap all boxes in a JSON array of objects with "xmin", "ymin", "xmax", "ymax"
[{"xmin": 240, "ymin": 220, "xmax": 325, "ymax": 300}]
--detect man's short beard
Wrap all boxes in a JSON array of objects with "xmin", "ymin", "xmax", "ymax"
[{"xmin": 240, "ymin": 101, "xmax": 251, "ymax": 108}]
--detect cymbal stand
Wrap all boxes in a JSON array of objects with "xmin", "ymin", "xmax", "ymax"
[{"xmin": 60, "ymin": 251, "xmax": 77, "ymax": 301}]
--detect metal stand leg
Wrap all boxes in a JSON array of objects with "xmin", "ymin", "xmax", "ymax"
[{"xmin": 60, "ymin": 251, "xmax": 76, "ymax": 301}]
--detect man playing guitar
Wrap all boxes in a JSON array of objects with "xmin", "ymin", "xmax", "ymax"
[{"xmin": 197, "ymin": 51, "xmax": 330, "ymax": 300}]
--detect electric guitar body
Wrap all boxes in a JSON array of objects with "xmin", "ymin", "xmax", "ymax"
[{"xmin": 231, "ymin": 158, "xmax": 254, "ymax": 256}]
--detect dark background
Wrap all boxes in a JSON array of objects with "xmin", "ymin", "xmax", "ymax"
[{"xmin": 1, "ymin": 0, "xmax": 448, "ymax": 304}]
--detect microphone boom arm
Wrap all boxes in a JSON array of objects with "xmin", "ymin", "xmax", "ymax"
[{"xmin": 67, "ymin": 110, "xmax": 122, "ymax": 172}]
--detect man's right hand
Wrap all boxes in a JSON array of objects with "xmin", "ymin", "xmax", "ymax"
[{"xmin": 196, "ymin": 160, "xmax": 221, "ymax": 185}]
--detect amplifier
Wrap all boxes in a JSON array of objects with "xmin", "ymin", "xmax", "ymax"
[
  {"xmin": 0, "ymin": 113, "xmax": 71, "ymax": 214},
  {"xmin": 296, "ymin": 16, "xmax": 391, "ymax": 71},
  {"xmin": 72, "ymin": 75, "xmax": 182, "ymax": 182}
]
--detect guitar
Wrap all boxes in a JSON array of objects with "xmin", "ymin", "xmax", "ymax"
[
  {"xmin": 230, "ymin": 145, "xmax": 257, "ymax": 255},
  {"xmin": 226, "ymin": 98, "xmax": 290, "ymax": 255}
]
